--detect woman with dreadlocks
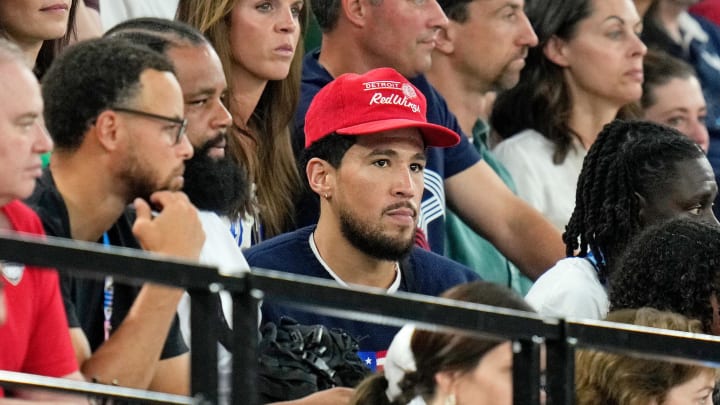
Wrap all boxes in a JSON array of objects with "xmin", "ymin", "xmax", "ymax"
[{"xmin": 525, "ymin": 119, "xmax": 717, "ymax": 319}]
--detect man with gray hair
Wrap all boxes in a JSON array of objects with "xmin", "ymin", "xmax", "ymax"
[{"xmin": 0, "ymin": 37, "xmax": 85, "ymax": 402}]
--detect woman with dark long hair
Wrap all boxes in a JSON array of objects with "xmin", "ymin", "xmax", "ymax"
[{"xmin": 490, "ymin": 0, "xmax": 646, "ymax": 230}]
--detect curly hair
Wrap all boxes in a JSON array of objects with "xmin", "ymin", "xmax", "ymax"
[
  {"xmin": 350, "ymin": 281, "xmax": 534, "ymax": 405},
  {"xmin": 563, "ymin": 120, "xmax": 704, "ymax": 280},
  {"xmin": 41, "ymin": 38, "xmax": 174, "ymax": 151},
  {"xmin": 576, "ymin": 308, "xmax": 717, "ymax": 405},
  {"xmin": 609, "ymin": 219, "xmax": 720, "ymax": 333}
]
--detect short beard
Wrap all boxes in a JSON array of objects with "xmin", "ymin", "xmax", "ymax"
[
  {"xmin": 119, "ymin": 147, "xmax": 166, "ymax": 204},
  {"xmin": 338, "ymin": 208, "xmax": 414, "ymax": 261},
  {"xmin": 182, "ymin": 138, "xmax": 249, "ymax": 218}
]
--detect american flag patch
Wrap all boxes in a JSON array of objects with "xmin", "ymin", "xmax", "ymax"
[{"xmin": 358, "ymin": 350, "xmax": 388, "ymax": 372}]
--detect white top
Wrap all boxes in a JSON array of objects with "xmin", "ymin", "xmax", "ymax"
[
  {"xmin": 308, "ymin": 232, "xmax": 401, "ymax": 292},
  {"xmin": 177, "ymin": 210, "xmax": 250, "ymax": 405},
  {"xmin": 99, "ymin": 0, "xmax": 179, "ymax": 31},
  {"xmin": 525, "ymin": 257, "xmax": 608, "ymax": 320},
  {"xmin": 493, "ymin": 129, "xmax": 586, "ymax": 230}
]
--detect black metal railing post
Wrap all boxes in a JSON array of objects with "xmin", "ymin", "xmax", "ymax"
[
  {"xmin": 188, "ymin": 285, "xmax": 220, "ymax": 404},
  {"xmin": 512, "ymin": 337, "xmax": 543, "ymax": 405},
  {"xmin": 545, "ymin": 319, "xmax": 575, "ymax": 405},
  {"xmin": 232, "ymin": 274, "xmax": 260, "ymax": 405}
]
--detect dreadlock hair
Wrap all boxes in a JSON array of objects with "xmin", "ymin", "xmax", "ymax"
[
  {"xmin": 563, "ymin": 119, "xmax": 704, "ymax": 281},
  {"xmin": 609, "ymin": 219, "xmax": 720, "ymax": 333}
]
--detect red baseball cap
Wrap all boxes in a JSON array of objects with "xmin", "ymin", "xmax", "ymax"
[{"xmin": 304, "ymin": 67, "xmax": 461, "ymax": 148}]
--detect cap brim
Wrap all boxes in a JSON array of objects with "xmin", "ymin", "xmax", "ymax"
[{"xmin": 336, "ymin": 118, "xmax": 461, "ymax": 148}]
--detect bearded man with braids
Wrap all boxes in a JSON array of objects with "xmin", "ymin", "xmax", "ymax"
[{"xmin": 525, "ymin": 119, "xmax": 718, "ymax": 319}]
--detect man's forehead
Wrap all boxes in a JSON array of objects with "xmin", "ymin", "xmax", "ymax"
[
  {"xmin": 474, "ymin": 0, "xmax": 525, "ymax": 12},
  {"xmin": 168, "ymin": 45, "xmax": 226, "ymax": 96},
  {"xmin": 0, "ymin": 62, "xmax": 42, "ymax": 114},
  {"xmin": 353, "ymin": 129, "xmax": 426, "ymax": 151},
  {"xmin": 135, "ymin": 69, "xmax": 184, "ymax": 113}
]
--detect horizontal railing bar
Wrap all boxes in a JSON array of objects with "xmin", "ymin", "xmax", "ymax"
[
  {"xmin": 0, "ymin": 371, "xmax": 195, "ymax": 404},
  {"xmin": 248, "ymin": 268, "xmax": 559, "ymax": 340},
  {"xmin": 2, "ymin": 232, "xmax": 720, "ymax": 405},
  {"xmin": 567, "ymin": 319, "xmax": 720, "ymax": 366},
  {"xmin": 0, "ymin": 232, "xmax": 221, "ymax": 290}
]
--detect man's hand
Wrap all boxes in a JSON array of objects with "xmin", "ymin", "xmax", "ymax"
[{"xmin": 132, "ymin": 191, "xmax": 205, "ymax": 260}]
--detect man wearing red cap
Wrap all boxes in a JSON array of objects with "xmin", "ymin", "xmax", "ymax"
[
  {"xmin": 293, "ymin": 0, "xmax": 564, "ymax": 282},
  {"xmin": 245, "ymin": 68, "xmax": 479, "ymax": 355}
]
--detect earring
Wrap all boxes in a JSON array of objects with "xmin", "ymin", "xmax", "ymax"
[
  {"xmin": 445, "ymin": 394, "xmax": 456, "ymax": 405},
  {"xmin": 324, "ymin": 193, "xmax": 329, "ymax": 199}
]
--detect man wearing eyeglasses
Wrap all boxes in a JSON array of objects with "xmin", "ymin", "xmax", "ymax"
[{"xmin": 25, "ymin": 38, "xmax": 205, "ymax": 395}]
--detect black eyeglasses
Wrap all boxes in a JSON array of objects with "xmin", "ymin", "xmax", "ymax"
[{"xmin": 111, "ymin": 107, "xmax": 188, "ymax": 145}]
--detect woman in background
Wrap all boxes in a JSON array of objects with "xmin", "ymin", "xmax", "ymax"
[
  {"xmin": 490, "ymin": 0, "xmax": 646, "ymax": 230},
  {"xmin": 0, "ymin": 0, "xmax": 78, "ymax": 77},
  {"xmin": 641, "ymin": 49, "xmax": 709, "ymax": 152},
  {"xmin": 177, "ymin": 0, "xmax": 306, "ymax": 245}
]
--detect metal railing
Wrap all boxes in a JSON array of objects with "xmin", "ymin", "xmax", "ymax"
[{"xmin": 1, "ymin": 231, "xmax": 720, "ymax": 404}]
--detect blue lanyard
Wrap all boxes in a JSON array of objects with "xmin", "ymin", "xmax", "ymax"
[
  {"xmin": 102, "ymin": 233, "xmax": 113, "ymax": 341},
  {"xmin": 585, "ymin": 250, "xmax": 607, "ymax": 287}
]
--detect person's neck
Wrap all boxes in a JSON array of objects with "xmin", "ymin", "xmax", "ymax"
[
  {"xmin": 50, "ymin": 153, "xmax": 128, "ymax": 242},
  {"xmin": 228, "ymin": 66, "xmax": 268, "ymax": 127},
  {"xmin": 0, "ymin": 210, "xmax": 11, "ymax": 231},
  {"xmin": 318, "ymin": 32, "xmax": 387, "ymax": 78},
  {"xmin": 313, "ymin": 216, "xmax": 399, "ymax": 289},
  {"xmin": 426, "ymin": 56, "xmax": 491, "ymax": 137},
  {"xmin": 6, "ymin": 34, "xmax": 43, "ymax": 68},
  {"xmin": 656, "ymin": 0, "xmax": 688, "ymax": 43},
  {"xmin": 568, "ymin": 90, "xmax": 620, "ymax": 150}
]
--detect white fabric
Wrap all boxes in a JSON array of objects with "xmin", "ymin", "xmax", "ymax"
[
  {"xmin": 493, "ymin": 129, "xmax": 586, "ymax": 230},
  {"xmin": 99, "ymin": 0, "xmax": 179, "ymax": 31},
  {"xmin": 384, "ymin": 325, "xmax": 425, "ymax": 405},
  {"xmin": 308, "ymin": 232, "xmax": 401, "ymax": 292},
  {"xmin": 524, "ymin": 257, "xmax": 608, "ymax": 320},
  {"xmin": 177, "ymin": 210, "xmax": 250, "ymax": 405}
]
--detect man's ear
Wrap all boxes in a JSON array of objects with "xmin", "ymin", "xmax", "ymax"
[
  {"xmin": 93, "ymin": 110, "xmax": 122, "ymax": 151},
  {"xmin": 343, "ymin": 0, "xmax": 367, "ymax": 27},
  {"xmin": 543, "ymin": 35, "xmax": 570, "ymax": 67},
  {"xmin": 635, "ymin": 191, "xmax": 649, "ymax": 225},
  {"xmin": 434, "ymin": 26, "xmax": 455, "ymax": 54},
  {"xmin": 306, "ymin": 157, "xmax": 336, "ymax": 199}
]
